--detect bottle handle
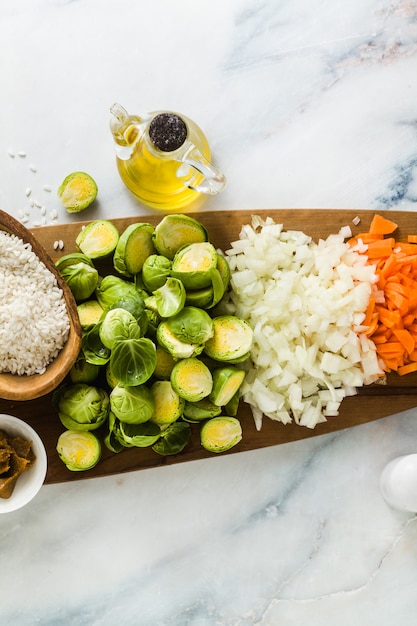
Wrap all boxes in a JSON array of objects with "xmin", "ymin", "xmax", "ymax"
[{"xmin": 177, "ymin": 142, "xmax": 226, "ymax": 195}]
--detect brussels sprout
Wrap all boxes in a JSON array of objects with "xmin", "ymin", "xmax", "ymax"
[
  {"xmin": 224, "ymin": 391, "xmax": 240, "ymax": 417},
  {"xmin": 53, "ymin": 384, "xmax": 110, "ymax": 431},
  {"xmin": 171, "ymin": 357, "xmax": 213, "ymax": 402},
  {"xmin": 113, "ymin": 222, "xmax": 155, "ymax": 277},
  {"xmin": 60, "ymin": 262, "xmax": 99, "ymax": 301},
  {"xmin": 110, "ymin": 337, "xmax": 156, "ymax": 386},
  {"xmin": 116, "ymin": 420, "xmax": 161, "ymax": 448},
  {"xmin": 154, "ymin": 345, "xmax": 176, "ymax": 380},
  {"xmin": 99, "ymin": 307, "xmax": 141, "ymax": 349},
  {"xmin": 156, "ymin": 322, "xmax": 203, "ymax": 359},
  {"xmin": 108, "ymin": 294, "xmax": 148, "ymax": 334},
  {"xmin": 56, "ymin": 430, "xmax": 101, "ymax": 471},
  {"xmin": 204, "ymin": 316, "xmax": 253, "ymax": 362},
  {"xmin": 76, "ymin": 220, "xmax": 120, "ymax": 259},
  {"xmin": 171, "ymin": 242, "xmax": 218, "ymax": 289},
  {"xmin": 185, "ymin": 286, "xmax": 214, "ymax": 309},
  {"xmin": 95, "ymin": 275, "xmax": 139, "ymax": 310},
  {"xmin": 150, "ymin": 380, "xmax": 185, "ymax": 427},
  {"xmin": 200, "ymin": 416, "xmax": 242, "ymax": 453},
  {"xmin": 154, "ymin": 277, "xmax": 186, "ymax": 318},
  {"xmin": 110, "ymin": 384, "xmax": 155, "ymax": 424},
  {"xmin": 57, "ymin": 171, "xmax": 98, "ymax": 213},
  {"xmin": 56, "ymin": 252, "xmax": 96, "ymax": 271},
  {"xmin": 82, "ymin": 325, "xmax": 111, "ymax": 365},
  {"xmin": 153, "ymin": 214, "xmax": 208, "ymax": 260},
  {"xmin": 69, "ymin": 353, "xmax": 100, "ymax": 384},
  {"xmin": 163, "ymin": 306, "xmax": 213, "ymax": 345},
  {"xmin": 185, "ymin": 268, "xmax": 225, "ymax": 310},
  {"xmin": 152, "ymin": 421, "xmax": 191, "ymax": 456},
  {"xmin": 77, "ymin": 300, "xmax": 104, "ymax": 328},
  {"xmin": 209, "ymin": 366, "xmax": 245, "ymax": 407},
  {"xmin": 183, "ymin": 398, "xmax": 222, "ymax": 422},
  {"xmin": 142, "ymin": 254, "xmax": 172, "ymax": 292},
  {"xmin": 56, "ymin": 253, "xmax": 99, "ymax": 301},
  {"xmin": 216, "ymin": 253, "xmax": 231, "ymax": 291}
]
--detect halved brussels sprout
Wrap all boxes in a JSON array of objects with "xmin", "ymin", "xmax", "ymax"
[
  {"xmin": 183, "ymin": 398, "xmax": 222, "ymax": 422},
  {"xmin": 200, "ymin": 416, "xmax": 242, "ymax": 453},
  {"xmin": 171, "ymin": 357, "xmax": 213, "ymax": 402},
  {"xmin": 204, "ymin": 316, "xmax": 253, "ymax": 362},
  {"xmin": 190, "ymin": 270, "xmax": 227, "ymax": 310},
  {"xmin": 153, "ymin": 214, "xmax": 208, "ymax": 260},
  {"xmin": 76, "ymin": 220, "xmax": 120, "ymax": 259},
  {"xmin": 110, "ymin": 383, "xmax": 155, "ymax": 424},
  {"xmin": 163, "ymin": 306, "xmax": 213, "ymax": 345},
  {"xmin": 171, "ymin": 242, "xmax": 218, "ymax": 289},
  {"xmin": 113, "ymin": 222, "xmax": 155, "ymax": 277},
  {"xmin": 56, "ymin": 253, "xmax": 99, "ymax": 301},
  {"xmin": 153, "ymin": 345, "xmax": 176, "ymax": 380},
  {"xmin": 95, "ymin": 275, "xmax": 139, "ymax": 310},
  {"xmin": 216, "ymin": 253, "xmax": 231, "ymax": 291},
  {"xmin": 154, "ymin": 277, "xmax": 186, "ymax": 317},
  {"xmin": 69, "ymin": 353, "xmax": 100, "ymax": 384},
  {"xmin": 57, "ymin": 171, "xmax": 98, "ymax": 213},
  {"xmin": 152, "ymin": 421, "xmax": 191, "ymax": 456},
  {"xmin": 77, "ymin": 300, "xmax": 104, "ymax": 328},
  {"xmin": 142, "ymin": 254, "xmax": 172, "ymax": 292},
  {"xmin": 156, "ymin": 322, "xmax": 203, "ymax": 359},
  {"xmin": 209, "ymin": 366, "xmax": 245, "ymax": 407},
  {"xmin": 150, "ymin": 380, "xmax": 185, "ymax": 427},
  {"xmin": 99, "ymin": 307, "xmax": 141, "ymax": 350},
  {"xmin": 225, "ymin": 391, "xmax": 240, "ymax": 417},
  {"xmin": 53, "ymin": 383, "xmax": 110, "ymax": 431},
  {"xmin": 109, "ymin": 337, "xmax": 156, "ymax": 386},
  {"xmin": 56, "ymin": 430, "xmax": 101, "ymax": 471},
  {"xmin": 185, "ymin": 286, "xmax": 214, "ymax": 309}
]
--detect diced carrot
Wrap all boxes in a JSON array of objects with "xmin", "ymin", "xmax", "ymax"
[
  {"xmin": 366, "ymin": 238, "xmax": 396, "ymax": 258},
  {"xmin": 376, "ymin": 342, "xmax": 404, "ymax": 356},
  {"xmin": 375, "ymin": 306, "xmax": 403, "ymax": 329},
  {"xmin": 351, "ymin": 213, "xmax": 417, "ymax": 376},
  {"xmin": 368, "ymin": 213, "xmax": 398, "ymax": 235},
  {"xmin": 394, "ymin": 242, "xmax": 417, "ymax": 255},
  {"xmin": 398, "ymin": 362, "xmax": 417, "ymax": 376},
  {"xmin": 392, "ymin": 328, "xmax": 415, "ymax": 354}
]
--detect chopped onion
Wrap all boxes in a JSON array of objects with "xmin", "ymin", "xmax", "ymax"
[{"xmin": 225, "ymin": 216, "xmax": 383, "ymax": 430}]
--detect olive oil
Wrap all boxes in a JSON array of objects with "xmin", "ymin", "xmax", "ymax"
[{"xmin": 110, "ymin": 104, "xmax": 225, "ymax": 211}]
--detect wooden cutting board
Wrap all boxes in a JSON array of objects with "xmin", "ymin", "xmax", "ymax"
[{"xmin": 2, "ymin": 208, "xmax": 417, "ymax": 484}]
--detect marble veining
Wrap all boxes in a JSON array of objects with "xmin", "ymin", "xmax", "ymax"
[{"xmin": 1, "ymin": 0, "xmax": 417, "ymax": 624}]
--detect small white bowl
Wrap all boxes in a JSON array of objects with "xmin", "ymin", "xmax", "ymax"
[
  {"xmin": 380, "ymin": 453, "xmax": 417, "ymax": 513},
  {"xmin": 0, "ymin": 414, "xmax": 47, "ymax": 514}
]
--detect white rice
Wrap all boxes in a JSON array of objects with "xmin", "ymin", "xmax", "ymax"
[{"xmin": 0, "ymin": 230, "xmax": 70, "ymax": 376}]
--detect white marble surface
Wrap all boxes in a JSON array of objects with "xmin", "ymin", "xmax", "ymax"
[{"xmin": 1, "ymin": 1, "xmax": 417, "ymax": 624}]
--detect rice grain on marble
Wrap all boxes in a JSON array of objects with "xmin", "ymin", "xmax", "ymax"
[{"xmin": 0, "ymin": 230, "xmax": 70, "ymax": 376}]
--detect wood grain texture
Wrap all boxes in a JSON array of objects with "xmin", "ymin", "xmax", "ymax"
[{"xmin": 2, "ymin": 208, "xmax": 416, "ymax": 484}]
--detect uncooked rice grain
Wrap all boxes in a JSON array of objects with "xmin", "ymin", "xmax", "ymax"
[{"xmin": 0, "ymin": 230, "xmax": 70, "ymax": 375}]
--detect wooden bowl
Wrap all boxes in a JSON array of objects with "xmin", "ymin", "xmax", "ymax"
[{"xmin": 0, "ymin": 210, "xmax": 82, "ymax": 401}]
